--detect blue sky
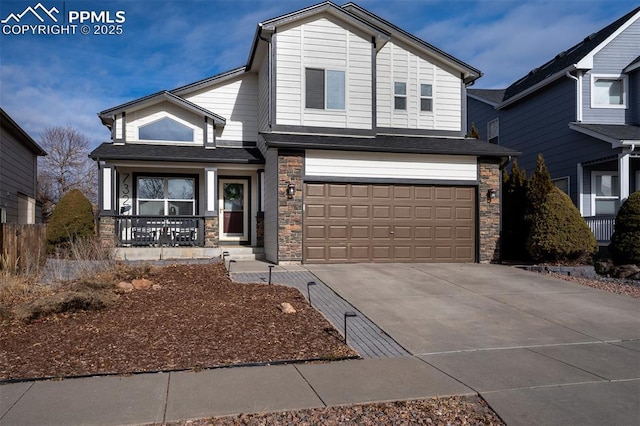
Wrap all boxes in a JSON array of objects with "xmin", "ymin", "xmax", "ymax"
[{"xmin": 1, "ymin": 0, "xmax": 638, "ymax": 147}]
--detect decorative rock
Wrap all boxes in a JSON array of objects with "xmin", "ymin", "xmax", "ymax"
[
  {"xmin": 278, "ymin": 302, "xmax": 296, "ymax": 314},
  {"xmin": 132, "ymin": 278, "xmax": 153, "ymax": 290},
  {"xmin": 152, "ymin": 284, "xmax": 162, "ymax": 290},
  {"xmin": 117, "ymin": 281, "xmax": 134, "ymax": 291},
  {"xmin": 613, "ymin": 264, "xmax": 640, "ymax": 279}
]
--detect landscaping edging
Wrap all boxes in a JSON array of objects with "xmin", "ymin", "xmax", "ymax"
[{"xmin": 518, "ymin": 265, "xmax": 597, "ymax": 279}]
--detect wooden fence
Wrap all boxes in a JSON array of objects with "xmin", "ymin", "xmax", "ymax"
[{"xmin": 0, "ymin": 224, "xmax": 47, "ymax": 274}]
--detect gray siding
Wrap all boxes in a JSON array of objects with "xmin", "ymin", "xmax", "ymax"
[
  {"xmin": 466, "ymin": 97, "xmax": 498, "ymax": 141},
  {"xmin": 582, "ymin": 18, "xmax": 640, "ymax": 124},
  {"xmin": 263, "ymin": 148, "xmax": 278, "ymax": 263},
  {"xmin": 0, "ymin": 124, "xmax": 38, "ymax": 223},
  {"xmin": 471, "ymin": 78, "xmax": 617, "ymax": 207},
  {"xmin": 631, "ymin": 69, "xmax": 640, "ymax": 125}
]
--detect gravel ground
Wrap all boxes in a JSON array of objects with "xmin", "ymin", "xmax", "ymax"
[
  {"xmin": 162, "ymin": 395, "xmax": 504, "ymax": 425},
  {"xmin": 546, "ymin": 271, "xmax": 640, "ymax": 298}
]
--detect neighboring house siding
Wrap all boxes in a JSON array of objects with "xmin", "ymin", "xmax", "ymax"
[
  {"xmin": 499, "ymin": 79, "xmax": 614, "ymax": 204},
  {"xmin": 305, "ymin": 150, "xmax": 477, "ymax": 181},
  {"xmin": 631, "ymin": 69, "xmax": 640, "ymax": 125},
  {"xmin": 467, "ymin": 98, "xmax": 497, "ymax": 141},
  {"xmin": 0, "ymin": 126, "xmax": 37, "ymax": 223},
  {"xmin": 582, "ymin": 19, "xmax": 640, "ymax": 124},
  {"xmin": 184, "ymin": 74, "xmax": 259, "ymax": 144},
  {"xmin": 126, "ymin": 102, "xmax": 204, "ymax": 144},
  {"xmin": 376, "ymin": 40, "xmax": 461, "ymax": 132},
  {"xmin": 263, "ymin": 148, "xmax": 278, "ymax": 263},
  {"xmin": 275, "ymin": 16, "xmax": 373, "ymax": 129}
]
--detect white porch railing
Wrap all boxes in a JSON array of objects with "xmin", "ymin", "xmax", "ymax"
[{"xmin": 584, "ymin": 215, "xmax": 616, "ymax": 243}]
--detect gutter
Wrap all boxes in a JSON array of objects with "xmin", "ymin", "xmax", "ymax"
[
  {"xmin": 498, "ymin": 64, "xmax": 577, "ymax": 109},
  {"xmin": 565, "ymin": 69, "xmax": 583, "ymax": 122}
]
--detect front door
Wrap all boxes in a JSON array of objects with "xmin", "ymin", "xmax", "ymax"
[{"xmin": 219, "ymin": 178, "xmax": 249, "ymax": 242}]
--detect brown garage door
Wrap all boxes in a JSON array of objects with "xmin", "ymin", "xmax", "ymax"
[{"xmin": 303, "ymin": 183, "xmax": 476, "ymax": 263}]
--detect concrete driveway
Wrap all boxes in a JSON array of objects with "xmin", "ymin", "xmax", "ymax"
[{"xmin": 306, "ymin": 263, "xmax": 640, "ymax": 426}]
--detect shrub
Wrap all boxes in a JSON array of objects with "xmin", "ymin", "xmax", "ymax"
[
  {"xmin": 526, "ymin": 154, "xmax": 555, "ymax": 221},
  {"xmin": 526, "ymin": 188, "xmax": 597, "ymax": 263},
  {"xmin": 502, "ymin": 159, "xmax": 529, "ymax": 260},
  {"xmin": 46, "ymin": 189, "xmax": 95, "ymax": 253},
  {"xmin": 609, "ymin": 191, "xmax": 640, "ymax": 265}
]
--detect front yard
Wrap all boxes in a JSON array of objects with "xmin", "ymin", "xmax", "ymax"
[{"xmin": 0, "ymin": 263, "xmax": 355, "ymax": 381}]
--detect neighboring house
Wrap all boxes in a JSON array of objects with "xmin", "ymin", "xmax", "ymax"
[
  {"xmin": 0, "ymin": 108, "xmax": 47, "ymax": 224},
  {"xmin": 91, "ymin": 1, "xmax": 517, "ymax": 264},
  {"xmin": 468, "ymin": 7, "xmax": 640, "ymax": 242}
]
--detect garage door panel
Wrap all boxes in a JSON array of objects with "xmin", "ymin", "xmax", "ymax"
[{"xmin": 303, "ymin": 183, "xmax": 475, "ymax": 263}]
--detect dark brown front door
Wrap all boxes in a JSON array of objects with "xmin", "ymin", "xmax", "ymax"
[{"xmin": 303, "ymin": 183, "xmax": 476, "ymax": 263}]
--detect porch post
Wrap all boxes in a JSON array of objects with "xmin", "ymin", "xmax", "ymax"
[
  {"xmin": 619, "ymin": 153, "xmax": 630, "ymax": 202},
  {"xmin": 204, "ymin": 168, "xmax": 219, "ymax": 247}
]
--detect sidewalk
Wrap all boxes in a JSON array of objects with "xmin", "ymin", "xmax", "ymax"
[{"xmin": 1, "ymin": 357, "xmax": 473, "ymax": 425}]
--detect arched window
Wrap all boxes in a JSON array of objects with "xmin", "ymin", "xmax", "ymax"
[{"xmin": 139, "ymin": 117, "xmax": 194, "ymax": 142}]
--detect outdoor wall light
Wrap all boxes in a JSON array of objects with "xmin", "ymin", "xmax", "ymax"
[
  {"xmin": 487, "ymin": 188, "xmax": 498, "ymax": 203},
  {"xmin": 287, "ymin": 183, "xmax": 296, "ymax": 199}
]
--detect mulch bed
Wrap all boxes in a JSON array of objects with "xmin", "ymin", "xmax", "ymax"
[
  {"xmin": 165, "ymin": 395, "xmax": 504, "ymax": 425},
  {"xmin": 0, "ymin": 263, "xmax": 356, "ymax": 381}
]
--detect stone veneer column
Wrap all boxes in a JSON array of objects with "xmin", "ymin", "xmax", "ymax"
[
  {"xmin": 204, "ymin": 216, "xmax": 219, "ymax": 248},
  {"xmin": 256, "ymin": 211, "xmax": 265, "ymax": 247},
  {"xmin": 277, "ymin": 150, "xmax": 304, "ymax": 262},
  {"xmin": 98, "ymin": 216, "xmax": 116, "ymax": 249},
  {"xmin": 478, "ymin": 159, "xmax": 501, "ymax": 263}
]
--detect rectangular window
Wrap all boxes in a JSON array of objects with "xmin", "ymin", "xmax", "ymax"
[
  {"xmin": 420, "ymin": 83, "xmax": 433, "ymax": 112},
  {"xmin": 394, "ymin": 82, "xmax": 407, "ymax": 110},
  {"xmin": 305, "ymin": 68, "xmax": 345, "ymax": 110},
  {"xmin": 487, "ymin": 118, "xmax": 499, "ymax": 144},
  {"xmin": 592, "ymin": 172, "xmax": 619, "ymax": 215},
  {"xmin": 552, "ymin": 177, "xmax": 570, "ymax": 195},
  {"xmin": 591, "ymin": 75, "xmax": 627, "ymax": 108},
  {"xmin": 137, "ymin": 176, "xmax": 195, "ymax": 216}
]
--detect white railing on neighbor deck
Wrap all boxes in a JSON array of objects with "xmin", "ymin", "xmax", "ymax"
[{"xmin": 584, "ymin": 215, "xmax": 615, "ymax": 243}]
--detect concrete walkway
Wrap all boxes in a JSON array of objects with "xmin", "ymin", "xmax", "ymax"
[{"xmin": 2, "ymin": 261, "xmax": 639, "ymax": 425}]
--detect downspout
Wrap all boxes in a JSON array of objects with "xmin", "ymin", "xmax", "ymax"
[{"xmin": 565, "ymin": 70, "xmax": 582, "ymax": 122}]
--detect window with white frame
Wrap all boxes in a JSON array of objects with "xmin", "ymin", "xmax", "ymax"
[
  {"xmin": 552, "ymin": 176, "xmax": 570, "ymax": 195},
  {"xmin": 305, "ymin": 68, "xmax": 345, "ymax": 110},
  {"xmin": 592, "ymin": 172, "xmax": 619, "ymax": 215},
  {"xmin": 394, "ymin": 82, "xmax": 407, "ymax": 110},
  {"xmin": 420, "ymin": 83, "xmax": 433, "ymax": 112},
  {"xmin": 137, "ymin": 177, "xmax": 195, "ymax": 216},
  {"xmin": 139, "ymin": 117, "xmax": 194, "ymax": 142},
  {"xmin": 487, "ymin": 118, "xmax": 499, "ymax": 144},
  {"xmin": 591, "ymin": 75, "xmax": 627, "ymax": 108}
]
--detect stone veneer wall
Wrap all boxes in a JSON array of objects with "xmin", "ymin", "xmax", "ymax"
[
  {"xmin": 98, "ymin": 216, "xmax": 116, "ymax": 248},
  {"xmin": 277, "ymin": 150, "xmax": 304, "ymax": 262},
  {"xmin": 204, "ymin": 216, "xmax": 219, "ymax": 248},
  {"xmin": 478, "ymin": 159, "xmax": 501, "ymax": 263}
]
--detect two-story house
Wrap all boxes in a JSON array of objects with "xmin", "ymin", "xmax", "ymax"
[
  {"xmin": 1, "ymin": 108, "xmax": 47, "ymax": 224},
  {"xmin": 468, "ymin": 6, "xmax": 640, "ymax": 242},
  {"xmin": 91, "ymin": 1, "xmax": 517, "ymax": 264}
]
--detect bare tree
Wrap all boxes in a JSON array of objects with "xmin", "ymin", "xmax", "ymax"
[{"xmin": 38, "ymin": 126, "xmax": 97, "ymax": 220}]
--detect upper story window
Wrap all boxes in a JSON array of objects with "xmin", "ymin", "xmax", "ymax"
[
  {"xmin": 420, "ymin": 84, "xmax": 433, "ymax": 112},
  {"xmin": 305, "ymin": 68, "xmax": 345, "ymax": 110},
  {"xmin": 139, "ymin": 117, "xmax": 194, "ymax": 142},
  {"xmin": 487, "ymin": 118, "xmax": 499, "ymax": 144},
  {"xmin": 394, "ymin": 82, "xmax": 407, "ymax": 110},
  {"xmin": 591, "ymin": 74, "xmax": 627, "ymax": 109}
]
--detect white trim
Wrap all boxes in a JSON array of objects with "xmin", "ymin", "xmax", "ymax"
[
  {"xmin": 590, "ymin": 74, "xmax": 628, "ymax": 109},
  {"xmin": 576, "ymin": 9, "xmax": 640, "ymax": 69},
  {"xmin": 619, "ymin": 153, "xmax": 630, "ymax": 201},
  {"xmin": 205, "ymin": 169, "xmax": 217, "ymax": 213},
  {"xmin": 577, "ymin": 163, "xmax": 584, "ymax": 215},
  {"xmin": 591, "ymin": 170, "xmax": 620, "ymax": 215},
  {"xmin": 102, "ymin": 167, "xmax": 113, "ymax": 211}
]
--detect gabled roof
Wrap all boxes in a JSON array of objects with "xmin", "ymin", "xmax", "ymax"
[
  {"xmin": 0, "ymin": 108, "xmax": 47, "ymax": 156},
  {"xmin": 624, "ymin": 55, "xmax": 640, "ymax": 73},
  {"xmin": 98, "ymin": 91, "xmax": 226, "ymax": 128},
  {"xmin": 89, "ymin": 143, "xmax": 263, "ymax": 163},
  {"xmin": 262, "ymin": 133, "xmax": 519, "ymax": 158},
  {"xmin": 569, "ymin": 123, "xmax": 640, "ymax": 148},
  {"xmin": 342, "ymin": 2, "xmax": 482, "ymax": 84},
  {"xmin": 467, "ymin": 89, "xmax": 506, "ymax": 107},
  {"xmin": 501, "ymin": 7, "xmax": 640, "ymax": 106}
]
